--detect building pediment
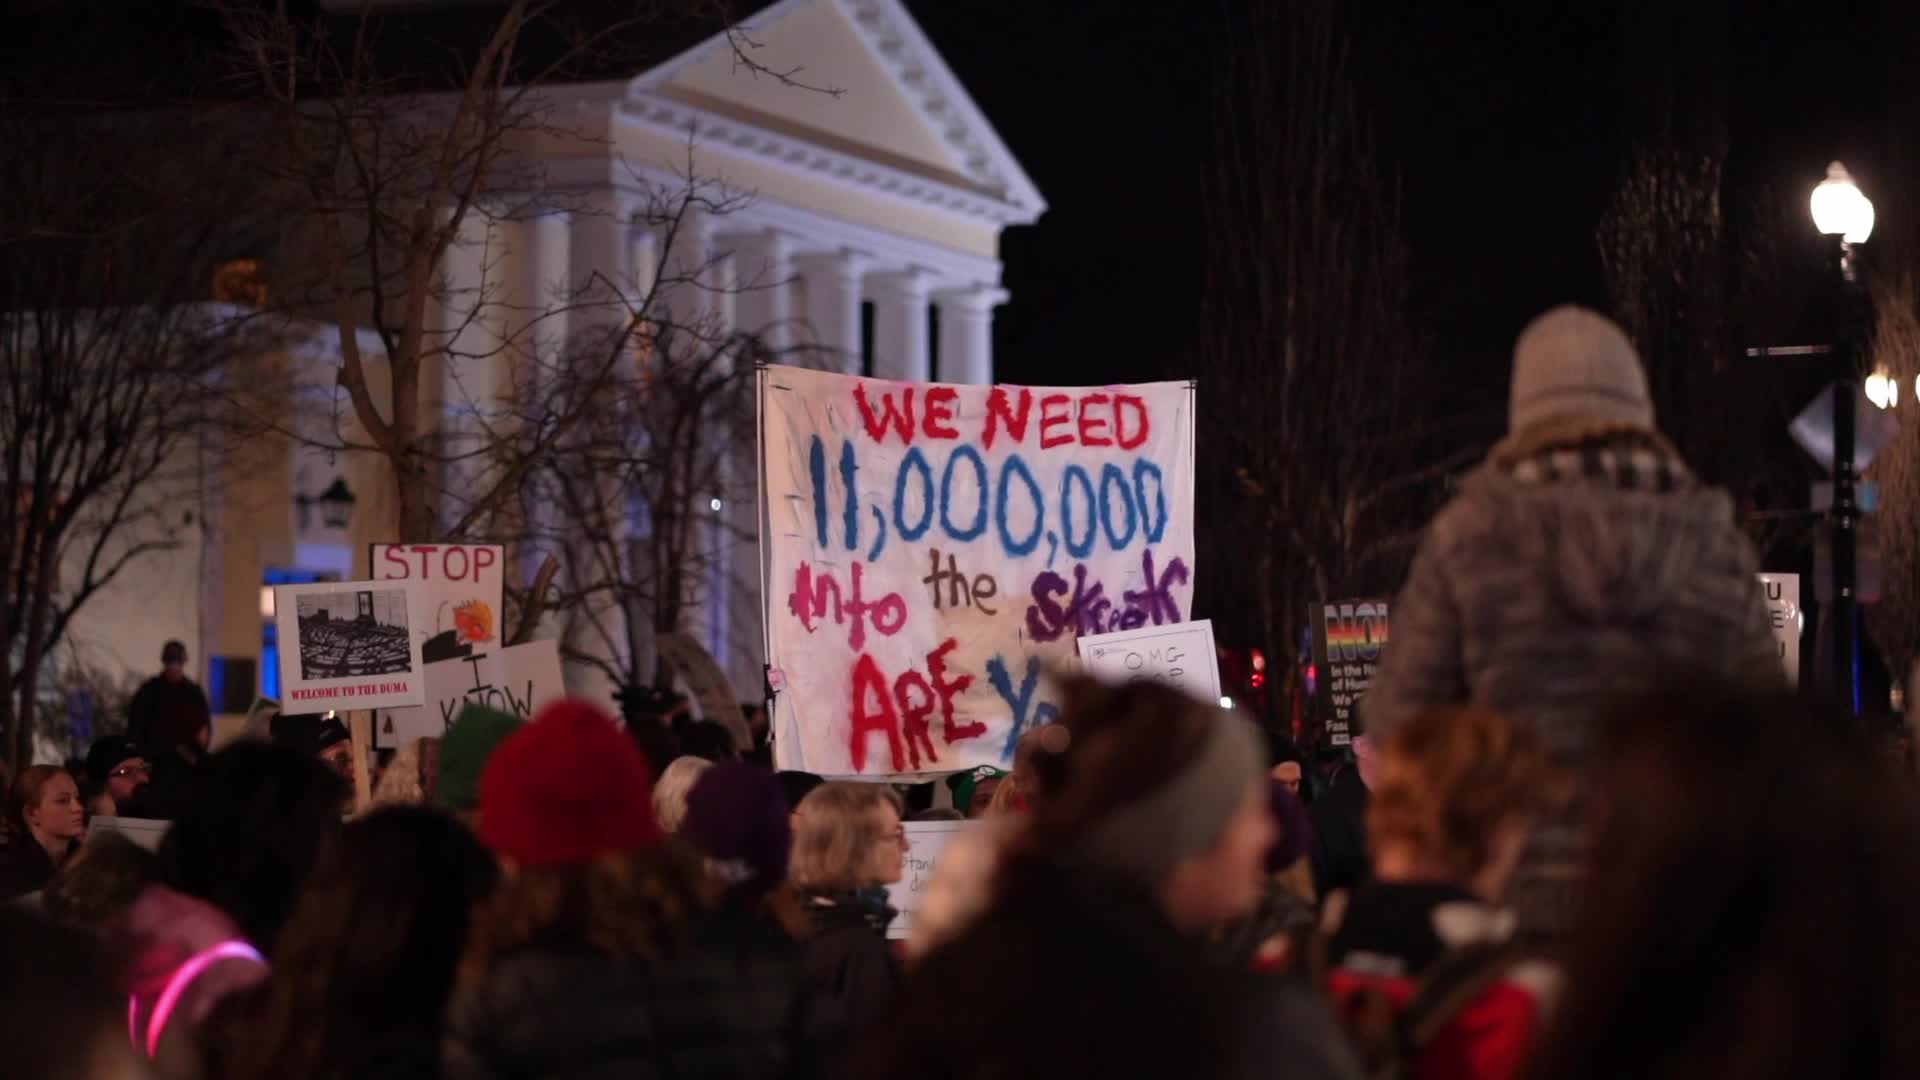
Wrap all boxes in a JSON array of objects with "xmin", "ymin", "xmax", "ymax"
[{"xmin": 622, "ymin": 0, "xmax": 1044, "ymax": 228}]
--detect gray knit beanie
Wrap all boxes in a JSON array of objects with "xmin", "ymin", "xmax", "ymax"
[{"xmin": 1508, "ymin": 306, "xmax": 1654, "ymax": 436}]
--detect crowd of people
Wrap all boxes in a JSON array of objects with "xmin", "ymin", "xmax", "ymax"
[{"xmin": 2, "ymin": 304, "xmax": 1918, "ymax": 1080}]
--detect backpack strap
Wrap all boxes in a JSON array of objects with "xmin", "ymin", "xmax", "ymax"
[{"xmin": 1396, "ymin": 938, "xmax": 1527, "ymax": 1053}]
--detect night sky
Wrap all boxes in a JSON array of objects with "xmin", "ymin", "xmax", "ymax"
[{"xmin": 911, "ymin": 0, "xmax": 1902, "ymax": 396}]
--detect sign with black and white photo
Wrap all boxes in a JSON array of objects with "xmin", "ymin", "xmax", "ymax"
[{"xmin": 272, "ymin": 580, "xmax": 427, "ymax": 711}]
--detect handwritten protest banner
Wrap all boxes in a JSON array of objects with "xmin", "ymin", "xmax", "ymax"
[
  {"xmin": 1078, "ymin": 620, "xmax": 1221, "ymax": 705},
  {"xmin": 1758, "ymin": 572, "xmax": 1802, "ymax": 688},
  {"xmin": 370, "ymin": 544, "xmax": 505, "ymax": 663},
  {"xmin": 1310, "ymin": 599, "xmax": 1390, "ymax": 747},
  {"xmin": 884, "ymin": 819, "xmax": 978, "ymax": 940},
  {"xmin": 762, "ymin": 366, "xmax": 1196, "ymax": 777},
  {"xmin": 376, "ymin": 639, "xmax": 566, "ymax": 745},
  {"xmin": 273, "ymin": 580, "xmax": 427, "ymax": 711}
]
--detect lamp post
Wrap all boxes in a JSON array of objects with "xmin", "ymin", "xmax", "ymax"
[
  {"xmin": 294, "ymin": 476, "xmax": 358, "ymax": 533},
  {"xmin": 1810, "ymin": 161, "xmax": 1875, "ymax": 713}
]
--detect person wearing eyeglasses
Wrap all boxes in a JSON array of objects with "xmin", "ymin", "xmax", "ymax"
[
  {"xmin": 790, "ymin": 781, "xmax": 909, "ymax": 1070},
  {"xmin": 83, "ymin": 735, "xmax": 152, "ymax": 817}
]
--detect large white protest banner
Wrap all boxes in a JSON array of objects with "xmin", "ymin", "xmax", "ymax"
[
  {"xmin": 1077, "ymin": 620, "xmax": 1221, "ymax": 705},
  {"xmin": 273, "ymin": 581, "xmax": 427, "ymax": 711},
  {"xmin": 370, "ymin": 544, "xmax": 505, "ymax": 663},
  {"xmin": 376, "ymin": 639, "xmax": 566, "ymax": 745},
  {"xmin": 1759, "ymin": 572, "xmax": 1802, "ymax": 688},
  {"xmin": 762, "ymin": 366, "xmax": 1197, "ymax": 777},
  {"xmin": 884, "ymin": 819, "xmax": 978, "ymax": 940}
]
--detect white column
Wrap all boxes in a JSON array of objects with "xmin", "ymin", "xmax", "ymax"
[
  {"xmin": 719, "ymin": 228, "xmax": 794, "ymax": 353},
  {"xmin": 653, "ymin": 206, "xmax": 714, "ymax": 338},
  {"xmin": 708, "ymin": 233, "xmax": 794, "ymax": 696},
  {"xmin": 792, "ymin": 250, "xmax": 868, "ymax": 373},
  {"xmin": 566, "ymin": 189, "xmax": 638, "ymax": 362},
  {"xmin": 867, "ymin": 269, "xmax": 932, "ymax": 382},
  {"xmin": 506, "ymin": 212, "xmax": 573, "ymax": 393},
  {"xmin": 934, "ymin": 285, "xmax": 1008, "ymax": 385}
]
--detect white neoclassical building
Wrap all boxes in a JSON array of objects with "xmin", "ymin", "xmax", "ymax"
[{"xmin": 54, "ymin": 0, "xmax": 1044, "ymax": 742}]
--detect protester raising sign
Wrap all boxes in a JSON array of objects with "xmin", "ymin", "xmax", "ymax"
[{"xmin": 761, "ymin": 367, "xmax": 1197, "ymax": 778}]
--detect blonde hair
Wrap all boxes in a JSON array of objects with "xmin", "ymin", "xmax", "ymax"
[
  {"xmin": 652, "ymin": 757, "xmax": 712, "ymax": 833},
  {"xmin": 370, "ymin": 739, "xmax": 427, "ymax": 809},
  {"xmin": 789, "ymin": 782, "xmax": 903, "ymax": 892},
  {"xmin": 1366, "ymin": 706, "xmax": 1553, "ymax": 879}
]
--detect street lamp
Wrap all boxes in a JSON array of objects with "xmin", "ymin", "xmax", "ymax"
[
  {"xmin": 1811, "ymin": 161, "xmax": 1876, "ymax": 246},
  {"xmin": 1811, "ymin": 160, "xmax": 1875, "ymax": 714},
  {"xmin": 295, "ymin": 476, "xmax": 358, "ymax": 532}
]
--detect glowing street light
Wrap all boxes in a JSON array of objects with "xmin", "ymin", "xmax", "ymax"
[
  {"xmin": 1866, "ymin": 368, "xmax": 1899, "ymax": 410},
  {"xmin": 1811, "ymin": 161, "xmax": 1875, "ymax": 244}
]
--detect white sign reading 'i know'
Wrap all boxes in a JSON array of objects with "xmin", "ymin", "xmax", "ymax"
[
  {"xmin": 1075, "ymin": 619, "xmax": 1222, "ymax": 705},
  {"xmin": 375, "ymin": 639, "xmax": 567, "ymax": 746}
]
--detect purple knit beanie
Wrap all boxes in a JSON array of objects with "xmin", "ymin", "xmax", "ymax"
[
  {"xmin": 680, "ymin": 764, "xmax": 791, "ymax": 894},
  {"xmin": 1267, "ymin": 779, "xmax": 1313, "ymax": 872}
]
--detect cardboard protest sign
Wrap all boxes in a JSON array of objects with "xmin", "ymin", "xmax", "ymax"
[
  {"xmin": 1077, "ymin": 620, "xmax": 1221, "ymax": 705},
  {"xmin": 1309, "ymin": 599, "xmax": 1390, "ymax": 747},
  {"xmin": 376, "ymin": 639, "xmax": 566, "ymax": 745},
  {"xmin": 370, "ymin": 544, "xmax": 506, "ymax": 663},
  {"xmin": 761, "ymin": 367, "xmax": 1197, "ymax": 778},
  {"xmin": 1759, "ymin": 573, "xmax": 1802, "ymax": 688},
  {"xmin": 883, "ymin": 819, "xmax": 978, "ymax": 940},
  {"xmin": 273, "ymin": 581, "xmax": 426, "ymax": 711},
  {"xmin": 88, "ymin": 816, "xmax": 171, "ymax": 854}
]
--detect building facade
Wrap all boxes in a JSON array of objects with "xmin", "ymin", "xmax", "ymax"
[{"xmin": 54, "ymin": 0, "xmax": 1042, "ymax": 746}]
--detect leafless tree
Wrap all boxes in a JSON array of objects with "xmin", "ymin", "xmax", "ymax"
[
  {"xmin": 206, "ymin": 0, "xmax": 821, "ymax": 549},
  {"xmin": 1193, "ymin": 0, "xmax": 1467, "ymax": 739},
  {"xmin": 0, "ymin": 107, "xmax": 273, "ymax": 768},
  {"xmin": 1597, "ymin": 2, "xmax": 1817, "ymax": 557},
  {"xmin": 507, "ymin": 319, "xmax": 770, "ymax": 690}
]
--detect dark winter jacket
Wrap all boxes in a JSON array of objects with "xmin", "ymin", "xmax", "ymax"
[
  {"xmin": 0, "ymin": 835, "xmax": 76, "ymax": 899},
  {"xmin": 1363, "ymin": 434, "xmax": 1782, "ymax": 938},
  {"xmin": 135, "ymin": 749, "xmax": 209, "ymax": 822},
  {"xmin": 443, "ymin": 906, "xmax": 814, "ymax": 1080},
  {"xmin": 848, "ymin": 856, "xmax": 1360, "ymax": 1080},
  {"xmin": 1310, "ymin": 764, "xmax": 1371, "ymax": 899},
  {"xmin": 799, "ymin": 888, "xmax": 898, "ymax": 1067},
  {"xmin": 128, "ymin": 675, "xmax": 212, "ymax": 757}
]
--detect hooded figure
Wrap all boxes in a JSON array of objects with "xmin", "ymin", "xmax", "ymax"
[{"xmin": 1363, "ymin": 306, "xmax": 1781, "ymax": 940}]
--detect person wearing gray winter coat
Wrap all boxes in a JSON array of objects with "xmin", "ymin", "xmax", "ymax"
[{"xmin": 1363, "ymin": 305, "xmax": 1784, "ymax": 940}]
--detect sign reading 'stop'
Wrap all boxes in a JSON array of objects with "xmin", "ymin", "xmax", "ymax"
[{"xmin": 761, "ymin": 367, "xmax": 1198, "ymax": 779}]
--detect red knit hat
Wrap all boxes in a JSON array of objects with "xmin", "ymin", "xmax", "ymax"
[{"xmin": 477, "ymin": 698, "xmax": 663, "ymax": 866}]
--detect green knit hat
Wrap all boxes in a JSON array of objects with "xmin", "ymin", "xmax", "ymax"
[
  {"xmin": 435, "ymin": 704, "xmax": 523, "ymax": 811},
  {"xmin": 946, "ymin": 765, "xmax": 1006, "ymax": 816}
]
